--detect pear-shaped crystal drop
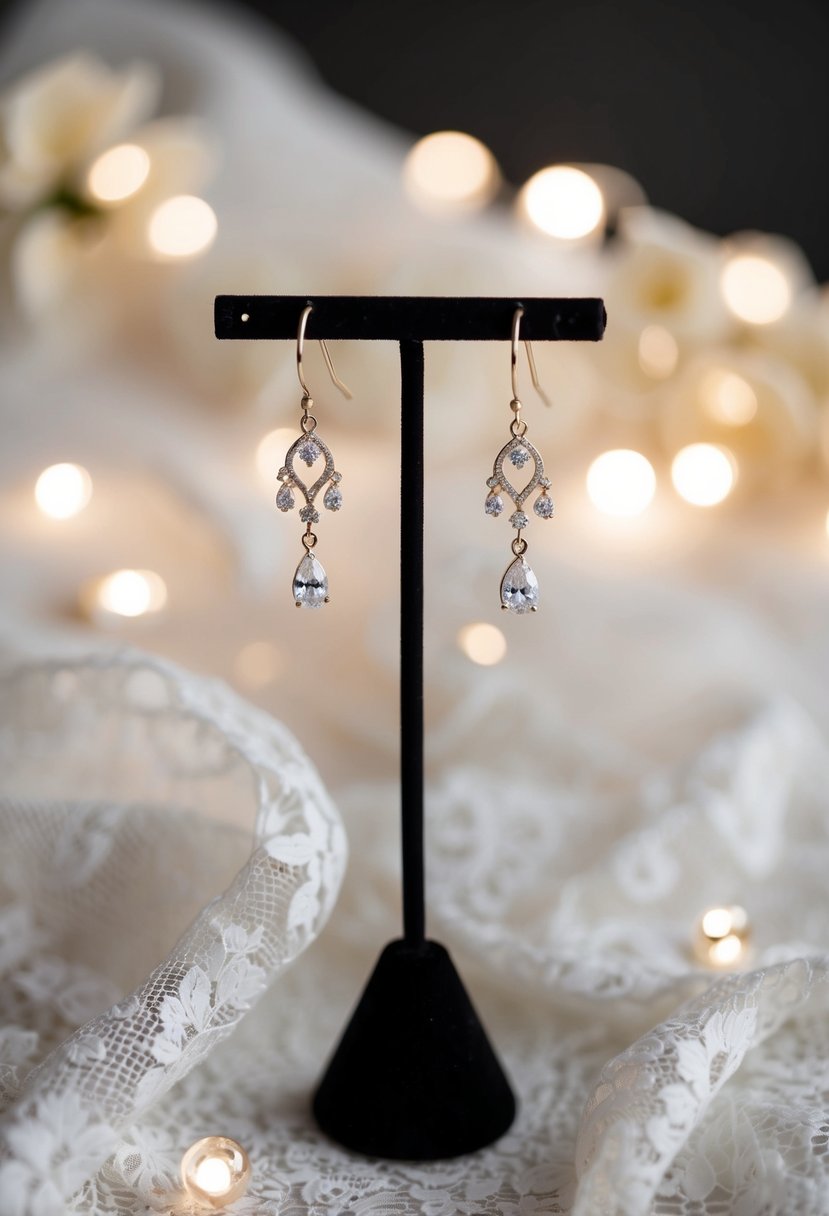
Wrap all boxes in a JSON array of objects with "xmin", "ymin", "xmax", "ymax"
[
  {"xmin": 276, "ymin": 484, "xmax": 295, "ymax": 512},
  {"xmin": 292, "ymin": 553, "xmax": 329, "ymax": 608},
  {"xmin": 500, "ymin": 556, "xmax": 539, "ymax": 614}
]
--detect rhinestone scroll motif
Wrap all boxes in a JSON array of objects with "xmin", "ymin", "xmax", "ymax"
[
  {"xmin": 276, "ymin": 425, "xmax": 342, "ymax": 608},
  {"xmin": 485, "ymin": 434, "xmax": 554, "ymax": 614}
]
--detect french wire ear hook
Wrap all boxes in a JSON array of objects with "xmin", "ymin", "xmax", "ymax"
[
  {"xmin": 511, "ymin": 306, "xmax": 551, "ymax": 409},
  {"xmin": 297, "ymin": 304, "xmax": 353, "ymax": 401}
]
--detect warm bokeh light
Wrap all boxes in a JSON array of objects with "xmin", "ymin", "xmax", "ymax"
[
  {"xmin": 147, "ymin": 195, "xmax": 217, "ymax": 259},
  {"xmin": 694, "ymin": 904, "xmax": 750, "ymax": 969},
  {"xmin": 403, "ymin": 130, "xmax": 500, "ymax": 212},
  {"xmin": 637, "ymin": 325, "xmax": 679, "ymax": 379},
  {"xmin": 720, "ymin": 254, "xmax": 792, "ymax": 325},
  {"xmin": 699, "ymin": 368, "xmax": 758, "ymax": 426},
  {"xmin": 86, "ymin": 143, "xmax": 150, "ymax": 203},
  {"xmin": 34, "ymin": 463, "xmax": 92, "ymax": 519},
  {"xmin": 586, "ymin": 450, "xmax": 656, "ymax": 518},
  {"xmin": 95, "ymin": 569, "xmax": 168, "ymax": 618},
  {"xmin": 457, "ymin": 622, "xmax": 507, "ymax": 666},
  {"xmin": 671, "ymin": 443, "xmax": 736, "ymax": 507},
  {"xmin": 520, "ymin": 166, "xmax": 604, "ymax": 240},
  {"xmin": 234, "ymin": 641, "xmax": 284, "ymax": 689},
  {"xmin": 194, "ymin": 1157, "xmax": 233, "ymax": 1196},
  {"xmin": 181, "ymin": 1136, "xmax": 251, "ymax": 1207},
  {"xmin": 255, "ymin": 428, "xmax": 296, "ymax": 486}
]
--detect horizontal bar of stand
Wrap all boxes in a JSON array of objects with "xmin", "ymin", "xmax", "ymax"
[{"xmin": 214, "ymin": 295, "xmax": 606, "ymax": 342}]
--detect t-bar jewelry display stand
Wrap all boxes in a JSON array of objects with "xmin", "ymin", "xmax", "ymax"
[{"xmin": 215, "ymin": 295, "xmax": 607, "ymax": 1160}]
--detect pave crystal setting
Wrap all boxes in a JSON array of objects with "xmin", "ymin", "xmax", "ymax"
[
  {"xmin": 486, "ymin": 427, "xmax": 553, "ymax": 614},
  {"xmin": 276, "ymin": 421, "xmax": 343, "ymax": 608}
]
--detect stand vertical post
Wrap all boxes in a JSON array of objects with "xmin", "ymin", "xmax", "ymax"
[
  {"xmin": 214, "ymin": 294, "xmax": 606, "ymax": 1161},
  {"xmin": 399, "ymin": 340, "xmax": 425, "ymax": 946}
]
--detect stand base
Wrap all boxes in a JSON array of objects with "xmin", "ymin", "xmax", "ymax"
[{"xmin": 312, "ymin": 939, "xmax": 516, "ymax": 1160}]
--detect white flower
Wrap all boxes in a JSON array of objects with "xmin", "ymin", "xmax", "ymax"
[
  {"xmin": 606, "ymin": 207, "xmax": 731, "ymax": 345},
  {"xmin": 1, "ymin": 53, "xmax": 217, "ymax": 321},
  {"xmin": 0, "ymin": 52, "xmax": 159, "ymax": 209}
]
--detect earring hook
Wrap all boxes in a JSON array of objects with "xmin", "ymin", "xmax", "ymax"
[
  {"xmin": 511, "ymin": 307, "xmax": 551, "ymax": 408},
  {"xmin": 297, "ymin": 304, "xmax": 353, "ymax": 401}
]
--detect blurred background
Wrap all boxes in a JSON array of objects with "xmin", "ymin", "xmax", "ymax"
[{"xmin": 4, "ymin": 1, "xmax": 829, "ymax": 1212}]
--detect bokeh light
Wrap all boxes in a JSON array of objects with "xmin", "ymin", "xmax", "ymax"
[
  {"xmin": 86, "ymin": 143, "xmax": 150, "ymax": 204},
  {"xmin": 586, "ymin": 450, "xmax": 656, "ymax": 517},
  {"xmin": 637, "ymin": 325, "xmax": 679, "ymax": 379},
  {"xmin": 457, "ymin": 622, "xmax": 507, "ymax": 665},
  {"xmin": 520, "ymin": 166, "xmax": 604, "ymax": 239},
  {"xmin": 694, "ymin": 904, "xmax": 751, "ymax": 969},
  {"xmin": 699, "ymin": 368, "xmax": 758, "ymax": 426},
  {"xmin": 671, "ymin": 443, "xmax": 736, "ymax": 506},
  {"xmin": 34, "ymin": 463, "xmax": 92, "ymax": 519},
  {"xmin": 720, "ymin": 254, "xmax": 792, "ymax": 325},
  {"xmin": 95, "ymin": 569, "xmax": 168, "ymax": 618},
  {"xmin": 194, "ymin": 1157, "xmax": 232, "ymax": 1196},
  {"xmin": 147, "ymin": 195, "xmax": 217, "ymax": 259},
  {"xmin": 403, "ymin": 131, "xmax": 500, "ymax": 212}
]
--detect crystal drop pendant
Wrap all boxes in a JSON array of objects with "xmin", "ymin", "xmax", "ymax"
[
  {"xmin": 292, "ymin": 553, "xmax": 329, "ymax": 608},
  {"xmin": 500, "ymin": 557, "xmax": 539, "ymax": 614},
  {"xmin": 276, "ymin": 484, "xmax": 295, "ymax": 512}
]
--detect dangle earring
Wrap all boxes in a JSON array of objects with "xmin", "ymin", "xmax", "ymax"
[
  {"xmin": 276, "ymin": 304, "xmax": 352, "ymax": 608},
  {"xmin": 484, "ymin": 307, "xmax": 554, "ymax": 614}
]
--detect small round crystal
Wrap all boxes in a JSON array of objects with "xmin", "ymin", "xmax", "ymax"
[
  {"xmin": 299, "ymin": 505, "xmax": 319, "ymax": 524},
  {"xmin": 534, "ymin": 495, "xmax": 555, "ymax": 519},
  {"xmin": 485, "ymin": 492, "xmax": 504, "ymax": 517},
  {"xmin": 510, "ymin": 510, "xmax": 529, "ymax": 529},
  {"xmin": 297, "ymin": 441, "xmax": 318, "ymax": 466},
  {"xmin": 510, "ymin": 448, "xmax": 530, "ymax": 469}
]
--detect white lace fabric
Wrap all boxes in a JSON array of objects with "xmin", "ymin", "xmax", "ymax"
[
  {"xmin": 0, "ymin": 656, "xmax": 346, "ymax": 1215},
  {"xmin": 2, "ymin": 649, "xmax": 829, "ymax": 1214}
]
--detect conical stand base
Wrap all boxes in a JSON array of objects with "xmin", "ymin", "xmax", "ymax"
[{"xmin": 312, "ymin": 939, "xmax": 516, "ymax": 1160}]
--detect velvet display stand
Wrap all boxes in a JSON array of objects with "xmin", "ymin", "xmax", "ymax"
[{"xmin": 215, "ymin": 296, "xmax": 607, "ymax": 1160}]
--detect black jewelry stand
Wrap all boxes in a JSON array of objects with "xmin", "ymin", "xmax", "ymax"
[{"xmin": 215, "ymin": 295, "xmax": 606, "ymax": 1160}]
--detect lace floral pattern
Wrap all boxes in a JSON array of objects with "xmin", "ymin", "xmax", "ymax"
[{"xmin": 0, "ymin": 655, "xmax": 346, "ymax": 1216}]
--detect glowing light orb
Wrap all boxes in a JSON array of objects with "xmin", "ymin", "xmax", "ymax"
[
  {"xmin": 148, "ymin": 195, "xmax": 217, "ymax": 259},
  {"xmin": 694, "ymin": 904, "xmax": 750, "ymax": 969},
  {"xmin": 457, "ymin": 622, "xmax": 507, "ymax": 666},
  {"xmin": 95, "ymin": 569, "xmax": 167, "ymax": 618},
  {"xmin": 671, "ymin": 443, "xmax": 736, "ymax": 507},
  {"xmin": 720, "ymin": 254, "xmax": 791, "ymax": 325},
  {"xmin": 699, "ymin": 368, "xmax": 758, "ymax": 426},
  {"xmin": 403, "ymin": 130, "xmax": 500, "ymax": 212},
  {"xmin": 181, "ymin": 1137, "xmax": 251, "ymax": 1208},
  {"xmin": 520, "ymin": 166, "xmax": 604, "ymax": 240},
  {"xmin": 637, "ymin": 325, "xmax": 679, "ymax": 379},
  {"xmin": 34, "ymin": 463, "xmax": 92, "ymax": 519},
  {"xmin": 586, "ymin": 450, "xmax": 656, "ymax": 518},
  {"xmin": 87, "ymin": 143, "xmax": 150, "ymax": 203}
]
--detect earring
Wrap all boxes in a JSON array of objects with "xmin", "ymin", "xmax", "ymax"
[
  {"xmin": 485, "ymin": 307, "xmax": 553, "ymax": 614},
  {"xmin": 276, "ymin": 304, "xmax": 352, "ymax": 608}
]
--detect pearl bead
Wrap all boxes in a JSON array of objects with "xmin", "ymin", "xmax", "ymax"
[
  {"xmin": 693, "ymin": 904, "xmax": 751, "ymax": 969},
  {"xmin": 181, "ymin": 1137, "xmax": 251, "ymax": 1208}
]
